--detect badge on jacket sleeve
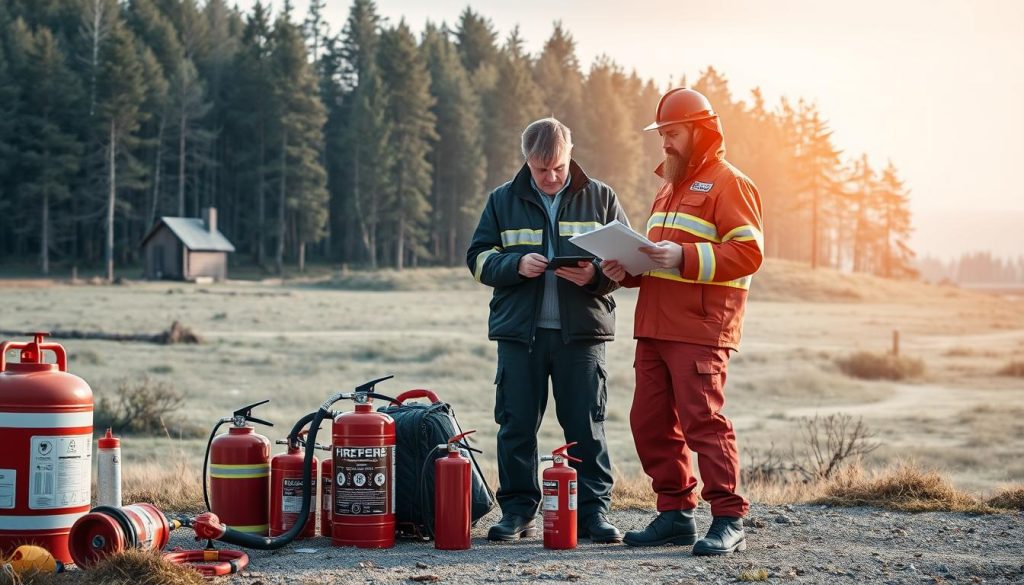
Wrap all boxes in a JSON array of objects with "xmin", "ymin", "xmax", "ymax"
[{"xmin": 690, "ymin": 181, "xmax": 713, "ymax": 192}]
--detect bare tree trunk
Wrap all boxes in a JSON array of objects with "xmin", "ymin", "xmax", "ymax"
[
  {"xmin": 83, "ymin": 0, "xmax": 108, "ymax": 117},
  {"xmin": 298, "ymin": 241, "xmax": 305, "ymax": 272},
  {"xmin": 105, "ymin": 120, "xmax": 116, "ymax": 282},
  {"xmin": 41, "ymin": 190, "xmax": 49, "ymax": 275},
  {"xmin": 396, "ymin": 218, "xmax": 404, "ymax": 271},
  {"xmin": 149, "ymin": 113, "xmax": 166, "ymax": 227},
  {"xmin": 275, "ymin": 131, "xmax": 287, "ymax": 275},
  {"xmin": 350, "ymin": 149, "xmax": 376, "ymax": 269},
  {"xmin": 178, "ymin": 109, "xmax": 186, "ymax": 216},
  {"xmin": 256, "ymin": 125, "xmax": 266, "ymax": 266}
]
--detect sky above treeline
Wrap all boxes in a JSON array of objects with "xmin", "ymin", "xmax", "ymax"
[{"xmin": 245, "ymin": 0, "xmax": 1023, "ymax": 259}]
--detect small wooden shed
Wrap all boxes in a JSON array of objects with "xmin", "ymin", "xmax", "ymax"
[{"xmin": 140, "ymin": 208, "xmax": 235, "ymax": 281}]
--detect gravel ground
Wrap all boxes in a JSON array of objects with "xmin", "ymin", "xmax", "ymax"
[{"xmin": 162, "ymin": 504, "xmax": 1024, "ymax": 584}]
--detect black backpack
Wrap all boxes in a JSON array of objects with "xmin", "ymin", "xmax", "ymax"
[{"xmin": 379, "ymin": 389, "xmax": 495, "ymax": 539}]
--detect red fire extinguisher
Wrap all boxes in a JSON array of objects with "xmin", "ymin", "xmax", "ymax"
[
  {"xmin": 67, "ymin": 503, "xmax": 179, "ymax": 567},
  {"xmin": 269, "ymin": 433, "xmax": 316, "ymax": 538},
  {"xmin": 541, "ymin": 442, "xmax": 581, "ymax": 550},
  {"xmin": 434, "ymin": 430, "xmax": 476, "ymax": 550},
  {"xmin": 332, "ymin": 379, "xmax": 397, "ymax": 549},
  {"xmin": 0, "ymin": 333, "xmax": 93, "ymax": 564},
  {"xmin": 205, "ymin": 401, "xmax": 273, "ymax": 536},
  {"xmin": 320, "ymin": 457, "xmax": 333, "ymax": 538}
]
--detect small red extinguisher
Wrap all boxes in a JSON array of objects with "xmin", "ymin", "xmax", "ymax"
[
  {"xmin": 269, "ymin": 433, "xmax": 317, "ymax": 539},
  {"xmin": 541, "ymin": 442, "xmax": 581, "ymax": 550},
  {"xmin": 434, "ymin": 430, "xmax": 477, "ymax": 550}
]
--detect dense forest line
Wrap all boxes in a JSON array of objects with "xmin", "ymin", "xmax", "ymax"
[{"xmin": 0, "ymin": 0, "xmax": 917, "ymax": 279}]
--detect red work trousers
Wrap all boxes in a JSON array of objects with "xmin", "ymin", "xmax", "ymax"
[{"xmin": 630, "ymin": 338, "xmax": 749, "ymax": 517}]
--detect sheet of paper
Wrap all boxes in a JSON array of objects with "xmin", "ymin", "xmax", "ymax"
[{"xmin": 568, "ymin": 220, "xmax": 660, "ymax": 276}]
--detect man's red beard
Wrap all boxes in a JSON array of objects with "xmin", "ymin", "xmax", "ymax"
[{"xmin": 663, "ymin": 152, "xmax": 689, "ymax": 184}]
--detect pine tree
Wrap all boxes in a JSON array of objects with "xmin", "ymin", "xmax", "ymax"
[
  {"xmin": 877, "ymin": 161, "xmax": 916, "ymax": 279},
  {"xmin": 793, "ymin": 103, "xmax": 843, "ymax": 269},
  {"xmin": 533, "ymin": 22, "xmax": 583, "ymax": 132},
  {"xmin": 576, "ymin": 57, "xmax": 640, "ymax": 213},
  {"xmin": 126, "ymin": 0, "xmax": 177, "ymax": 227},
  {"xmin": 170, "ymin": 58, "xmax": 212, "ymax": 216},
  {"xmin": 422, "ymin": 23, "xmax": 485, "ymax": 265},
  {"xmin": 377, "ymin": 20, "xmax": 437, "ymax": 270},
  {"xmin": 270, "ymin": 11, "xmax": 328, "ymax": 273},
  {"xmin": 95, "ymin": 21, "xmax": 148, "ymax": 281},
  {"xmin": 454, "ymin": 8, "xmax": 497, "ymax": 74},
  {"xmin": 228, "ymin": 1, "xmax": 274, "ymax": 265},
  {"xmin": 344, "ymin": 67, "xmax": 391, "ymax": 269},
  {"xmin": 303, "ymin": 0, "xmax": 329, "ymax": 62},
  {"xmin": 480, "ymin": 28, "xmax": 543, "ymax": 190},
  {"xmin": 15, "ymin": 26, "xmax": 84, "ymax": 274}
]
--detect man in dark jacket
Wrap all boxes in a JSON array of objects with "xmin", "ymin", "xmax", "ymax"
[{"xmin": 467, "ymin": 118, "xmax": 628, "ymax": 543}]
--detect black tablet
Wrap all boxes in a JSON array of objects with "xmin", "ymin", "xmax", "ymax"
[{"xmin": 546, "ymin": 256, "xmax": 596, "ymax": 270}]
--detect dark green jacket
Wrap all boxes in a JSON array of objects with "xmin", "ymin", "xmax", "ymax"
[{"xmin": 466, "ymin": 160, "xmax": 630, "ymax": 346}]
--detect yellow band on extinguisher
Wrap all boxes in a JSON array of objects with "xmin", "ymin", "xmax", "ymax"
[
  {"xmin": 230, "ymin": 524, "xmax": 269, "ymax": 533},
  {"xmin": 210, "ymin": 463, "xmax": 270, "ymax": 479}
]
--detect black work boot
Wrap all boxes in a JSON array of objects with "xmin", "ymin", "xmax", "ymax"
[
  {"xmin": 579, "ymin": 512, "xmax": 623, "ymax": 544},
  {"xmin": 623, "ymin": 509, "xmax": 697, "ymax": 547},
  {"xmin": 486, "ymin": 513, "xmax": 537, "ymax": 542},
  {"xmin": 692, "ymin": 516, "xmax": 746, "ymax": 555}
]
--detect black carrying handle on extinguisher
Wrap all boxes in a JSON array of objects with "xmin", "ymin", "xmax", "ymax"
[
  {"xmin": 0, "ymin": 332, "xmax": 68, "ymax": 372},
  {"xmin": 193, "ymin": 375, "xmax": 399, "ymax": 550}
]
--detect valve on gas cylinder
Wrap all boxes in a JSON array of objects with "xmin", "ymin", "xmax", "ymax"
[
  {"xmin": 204, "ymin": 400, "xmax": 273, "ymax": 535},
  {"xmin": 541, "ymin": 442, "xmax": 582, "ymax": 550},
  {"xmin": 0, "ymin": 333, "xmax": 93, "ymax": 564},
  {"xmin": 433, "ymin": 430, "xmax": 479, "ymax": 550}
]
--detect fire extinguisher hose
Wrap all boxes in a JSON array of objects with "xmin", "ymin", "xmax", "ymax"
[
  {"xmin": 196, "ymin": 388, "xmax": 400, "ymax": 550},
  {"xmin": 163, "ymin": 548, "xmax": 249, "ymax": 577}
]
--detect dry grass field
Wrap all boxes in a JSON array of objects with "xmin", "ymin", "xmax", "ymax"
[{"xmin": 2, "ymin": 258, "xmax": 1023, "ymax": 510}]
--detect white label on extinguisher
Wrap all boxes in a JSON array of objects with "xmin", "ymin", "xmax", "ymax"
[
  {"xmin": 568, "ymin": 480, "xmax": 577, "ymax": 511},
  {"xmin": 282, "ymin": 477, "xmax": 317, "ymax": 515},
  {"xmin": 29, "ymin": 434, "xmax": 91, "ymax": 510},
  {"xmin": 542, "ymin": 479, "xmax": 558, "ymax": 511},
  {"xmin": 0, "ymin": 469, "xmax": 15, "ymax": 509},
  {"xmin": 334, "ymin": 445, "xmax": 393, "ymax": 516}
]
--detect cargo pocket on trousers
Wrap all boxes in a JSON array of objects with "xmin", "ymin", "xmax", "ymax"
[
  {"xmin": 493, "ymin": 365, "xmax": 507, "ymax": 425},
  {"xmin": 695, "ymin": 359, "xmax": 725, "ymax": 413},
  {"xmin": 593, "ymin": 364, "xmax": 608, "ymax": 422}
]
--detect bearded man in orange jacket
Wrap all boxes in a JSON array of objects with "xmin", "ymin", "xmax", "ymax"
[{"xmin": 600, "ymin": 88, "xmax": 764, "ymax": 555}]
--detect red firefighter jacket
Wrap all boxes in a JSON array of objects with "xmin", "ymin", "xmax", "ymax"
[{"xmin": 620, "ymin": 116, "xmax": 764, "ymax": 349}]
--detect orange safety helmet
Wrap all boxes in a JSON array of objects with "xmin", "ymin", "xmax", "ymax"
[{"xmin": 643, "ymin": 88, "xmax": 716, "ymax": 131}]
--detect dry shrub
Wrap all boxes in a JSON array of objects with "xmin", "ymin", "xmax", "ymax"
[
  {"xmin": 74, "ymin": 549, "xmax": 204, "ymax": 585},
  {"xmin": 997, "ymin": 360, "xmax": 1024, "ymax": 377},
  {"xmin": 987, "ymin": 486, "xmax": 1024, "ymax": 510},
  {"xmin": 0, "ymin": 566, "xmax": 57, "ymax": 585},
  {"xmin": 94, "ymin": 377, "xmax": 203, "ymax": 438},
  {"xmin": 793, "ymin": 414, "xmax": 879, "ymax": 480},
  {"xmin": 122, "ymin": 456, "xmax": 205, "ymax": 514},
  {"xmin": 610, "ymin": 472, "xmax": 656, "ymax": 510},
  {"xmin": 813, "ymin": 462, "xmax": 995, "ymax": 514},
  {"xmin": 836, "ymin": 351, "xmax": 924, "ymax": 380}
]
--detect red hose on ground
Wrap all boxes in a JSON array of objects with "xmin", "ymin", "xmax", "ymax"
[{"xmin": 162, "ymin": 547, "xmax": 249, "ymax": 577}]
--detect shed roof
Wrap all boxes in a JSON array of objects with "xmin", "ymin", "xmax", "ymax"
[{"xmin": 141, "ymin": 217, "xmax": 235, "ymax": 252}]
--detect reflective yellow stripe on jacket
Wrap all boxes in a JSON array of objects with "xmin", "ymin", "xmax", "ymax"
[
  {"xmin": 646, "ymin": 268, "xmax": 752, "ymax": 290},
  {"xmin": 474, "ymin": 246, "xmax": 500, "ymax": 282},
  {"xmin": 500, "ymin": 228, "xmax": 543, "ymax": 247},
  {"xmin": 558, "ymin": 221, "xmax": 603, "ymax": 237},
  {"xmin": 647, "ymin": 212, "xmax": 720, "ymax": 242}
]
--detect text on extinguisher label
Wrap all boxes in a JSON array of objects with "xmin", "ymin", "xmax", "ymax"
[
  {"xmin": 568, "ymin": 480, "xmax": 578, "ymax": 511},
  {"xmin": 281, "ymin": 477, "xmax": 317, "ymax": 515},
  {"xmin": 321, "ymin": 474, "xmax": 332, "ymax": 511},
  {"xmin": 0, "ymin": 469, "xmax": 15, "ymax": 509},
  {"xmin": 29, "ymin": 434, "xmax": 91, "ymax": 510},
  {"xmin": 334, "ymin": 445, "xmax": 393, "ymax": 516},
  {"xmin": 542, "ymin": 479, "xmax": 558, "ymax": 511}
]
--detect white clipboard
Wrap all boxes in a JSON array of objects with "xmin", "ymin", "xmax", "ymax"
[{"xmin": 569, "ymin": 220, "xmax": 660, "ymax": 276}]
